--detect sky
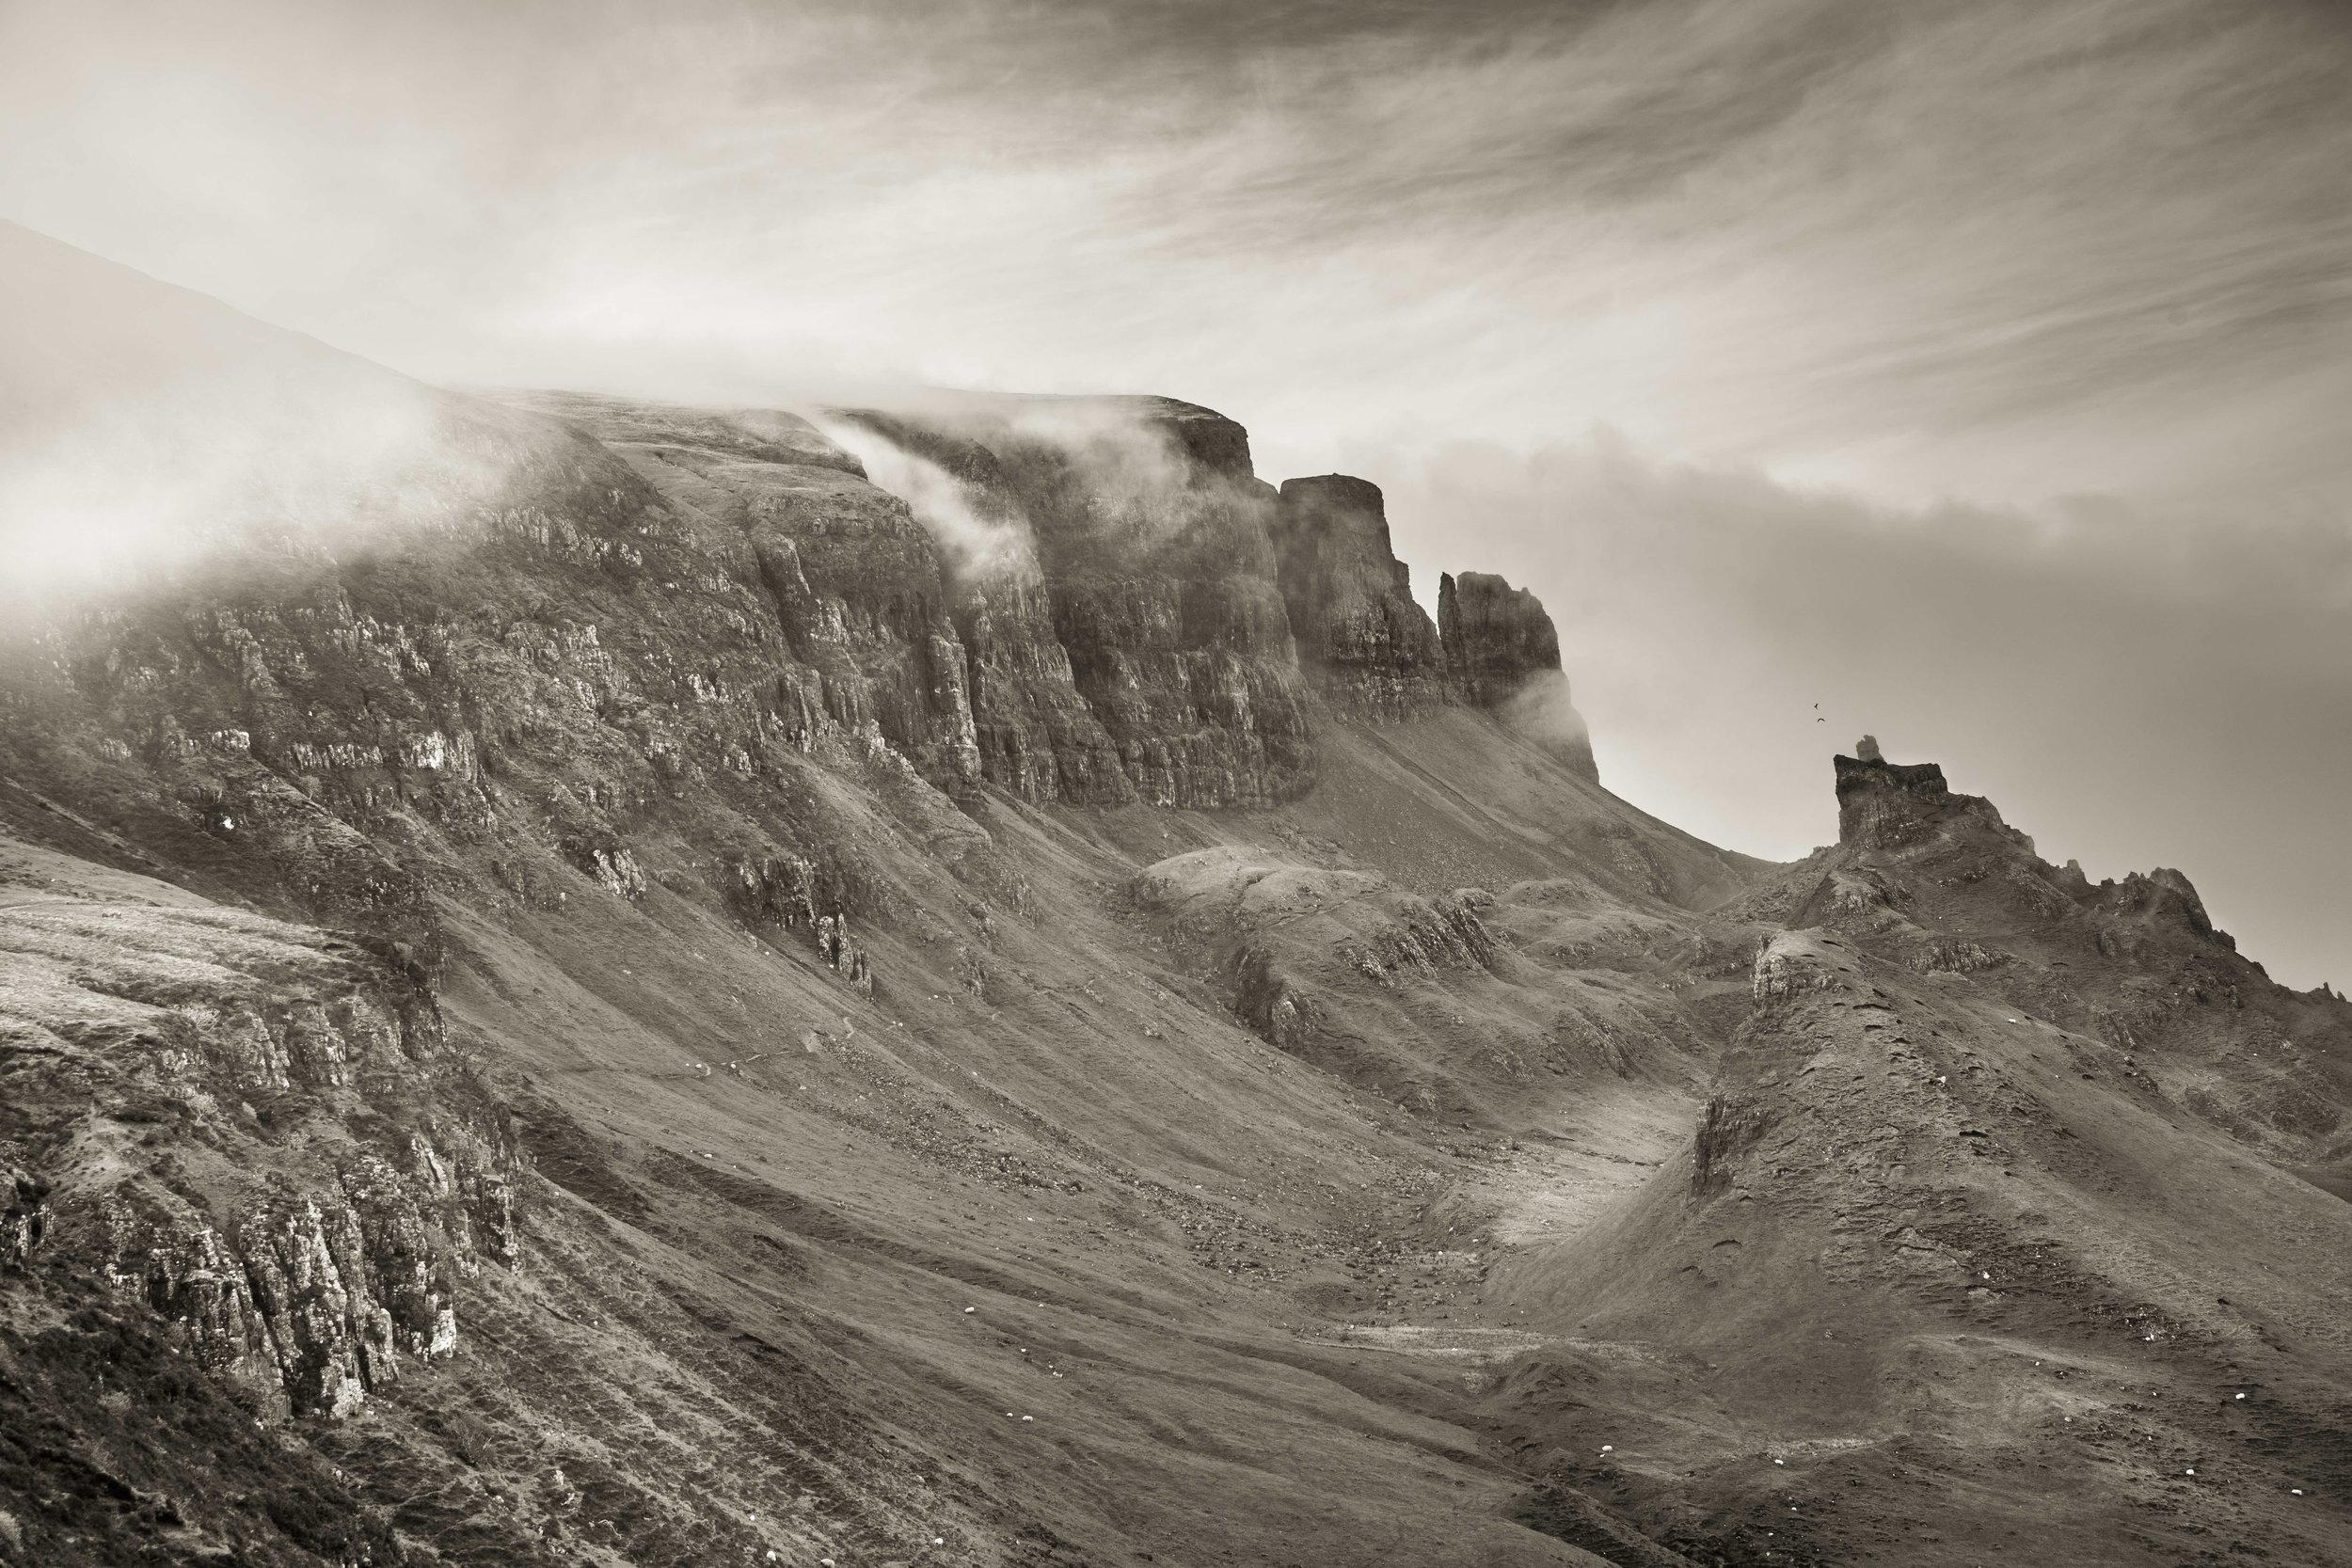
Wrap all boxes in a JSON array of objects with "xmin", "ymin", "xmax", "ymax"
[{"xmin": 1, "ymin": 0, "xmax": 2347, "ymax": 986}]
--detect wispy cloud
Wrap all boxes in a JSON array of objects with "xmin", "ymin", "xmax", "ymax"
[
  {"xmin": 0, "ymin": 221, "xmax": 506, "ymax": 611},
  {"xmin": 8, "ymin": 0, "xmax": 2348, "ymax": 502}
]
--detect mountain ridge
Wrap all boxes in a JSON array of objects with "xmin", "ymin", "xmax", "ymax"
[{"xmin": 2, "ymin": 222, "xmax": 2347, "ymax": 1568}]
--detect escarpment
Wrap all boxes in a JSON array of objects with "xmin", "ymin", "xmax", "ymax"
[
  {"xmin": 838, "ymin": 397, "xmax": 1316, "ymax": 808},
  {"xmin": 1438, "ymin": 571, "xmax": 1597, "ymax": 780},
  {"xmin": 1268, "ymin": 475, "xmax": 1599, "ymax": 778},
  {"xmin": 8, "ymin": 223, "xmax": 2352, "ymax": 1568},
  {"xmin": 1438, "ymin": 569, "xmax": 1560, "ymax": 709},
  {"xmin": 1269, "ymin": 475, "xmax": 1448, "ymax": 719}
]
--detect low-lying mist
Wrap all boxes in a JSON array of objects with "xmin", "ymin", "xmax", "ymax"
[
  {"xmin": 803, "ymin": 412, "xmax": 1039, "ymax": 582},
  {"xmin": 0, "ymin": 221, "xmax": 522, "ymax": 621},
  {"xmin": 813, "ymin": 393, "xmax": 1232, "ymax": 583}
]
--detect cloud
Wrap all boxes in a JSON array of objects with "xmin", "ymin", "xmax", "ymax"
[
  {"xmin": 0, "ymin": 222, "xmax": 515, "ymax": 613},
  {"xmin": 8, "ymin": 0, "xmax": 2348, "ymax": 506},
  {"xmin": 804, "ymin": 412, "xmax": 1039, "ymax": 581}
]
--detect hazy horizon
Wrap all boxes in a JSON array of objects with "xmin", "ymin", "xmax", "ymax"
[{"xmin": 2, "ymin": 0, "xmax": 2347, "ymax": 987}]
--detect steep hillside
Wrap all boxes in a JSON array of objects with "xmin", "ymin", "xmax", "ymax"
[
  {"xmin": 1487, "ymin": 747, "xmax": 2352, "ymax": 1567},
  {"xmin": 2, "ymin": 230, "xmax": 2347, "ymax": 1568}
]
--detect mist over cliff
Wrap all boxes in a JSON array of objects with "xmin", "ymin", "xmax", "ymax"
[{"xmin": 2, "ymin": 215, "xmax": 2350, "ymax": 1568}]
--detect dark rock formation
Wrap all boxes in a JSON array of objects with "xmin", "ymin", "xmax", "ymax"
[
  {"xmin": 1833, "ymin": 747, "xmax": 2016, "ymax": 851},
  {"xmin": 1438, "ymin": 570, "xmax": 1562, "ymax": 707},
  {"xmin": 1263, "ymin": 478, "xmax": 1598, "ymax": 778},
  {"xmin": 1803, "ymin": 744, "xmax": 2348, "ymax": 1159},
  {"xmin": 1, "ymin": 244, "xmax": 2344, "ymax": 1568},
  {"xmin": 844, "ymin": 398, "xmax": 1316, "ymax": 808},
  {"xmin": 2, "ymin": 898, "xmax": 519, "ymax": 1420},
  {"xmin": 514, "ymin": 390, "xmax": 988, "ymax": 799},
  {"xmin": 1691, "ymin": 1091, "xmax": 1771, "ymax": 1195},
  {"xmin": 1271, "ymin": 475, "xmax": 1447, "ymax": 718},
  {"xmin": 1439, "ymin": 571, "xmax": 1597, "ymax": 779}
]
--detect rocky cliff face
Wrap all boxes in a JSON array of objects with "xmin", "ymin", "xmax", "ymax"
[
  {"xmin": 1833, "ymin": 747, "xmax": 2024, "ymax": 852},
  {"xmin": 43, "ymin": 228, "xmax": 2270, "ymax": 1568},
  {"xmin": 1440, "ymin": 572, "xmax": 1597, "ymax": 781},
  {"xmin": 845, "ymin": 398, "xmax": 1316, "ymax": 808},
  {"xmin": 1266, "ymin": 476, "xmax": 1598, "ymax": 778},
  {"xmin": 0, "ymin": 895, "xmax": 518, "ymax": 1422},
  {"xmin": 1269, "ymin": 475, "xmax": 1447, "ymax": 719},
  {"xmin": 1438, "ymin": 570, "xmax": 1559, "ymax": 707}
]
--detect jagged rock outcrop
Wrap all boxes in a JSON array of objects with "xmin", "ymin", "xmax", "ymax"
[
  {"xmin": 507, "ymin": 390, "xmax": 989, "ymax": 798},
  {"xmin": 1439, "ymin": 570, "xmax": 1561, "ymax": 709},
  {"xmin": 1270, "ymin": 475, "xmax": 1447, "ymax": 718},
  {"xmin": 0, "ymin": 895, "xmax": 522, "ymax": 1420},
  {"xmin": 1690, "ymin": 1092, "xmax": 1771, "ymax": 1195},
  {"xmin": 1265, "ymin": 478, "xmax": 1598, "ymax": 778},
  {"xmin": 1801, "ymin": 743, "xmax": 2352, "ymax": 1160},
  {"xmin": 8, "ymin": 222, "xmax": 2347, "ymax": 1567},
  {"xmin": 3, "ymin": 1169, "xmax": 48, "ymax": 1269},
  {"xmin": 1833, "ymin": 745, "xmax": 2024, "ymax": 852},
  {"xmin": 1440, "ymin": 571, "xmax": 1597, "ymax": 779},
  {"xmin": 104, "ymin": 1148, "xmax": 498, "ymax": 1420}
]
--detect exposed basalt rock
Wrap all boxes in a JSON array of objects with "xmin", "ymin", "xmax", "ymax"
[
  {"xmin": 4, "ymin": 1168, "xmax": 48, "ymax": 1268},
  {"xmin": 1793, "ymin": 743, "xmax": 2350, "ymax": 1160},
  {"xmin": 569, "ymin": 840, "xmax": 649, "ymax": 900},
  {"xmin": 1915, "ymin": 938, "xmax": 2009, "ymax": 974},
  {"xmin": 1263, "ymin": 478, "xmax": 1598, "ymax": 775},
  {"xmin": 1752, "ymin": 929, "xmax": 1859, "ymax": 1002},
  {"xmin": 1439, "ymin": 571, "xmax": 1560, "ymax": 707},
  {"xmin": 1334, "ymin": 891, "xmax": 1501, "ymax": 988},
  {"xmin": 814, "ymin": 912, "xmax": 875, "ymax": 992},
  {"xmin": 951, "ymin": 577, "xmax": 1136, "ymax": 804},
  {"xmin": 863, "ymin": 399, "xmax": 1316, "ymax": 808},
  {"xmin": 1, "ymin": 896, "xmax": 522, "ymax": 1421},
  {"xmin": 1271, "ymin": 476, "xmax": 1447, "ymax": 718},
  {"xmin": 1438, "ymin": 571, "xmax": 1597, "ymax": 779},
  {"xmin": 532, "ymin": 393, "xmax": 988, "ymax": 799},
  {"xmin": 716, "ymin": 848, "xmax": 878, "ymax": 990},
  {"xmin": 825, "ymin": 409, "xmax": 1139, "ymax": 804},
  {"xmin": 1232, "ymin": 946, "xmax": 1317, "ymax": 1051},
  {"xmin": 2093, "ymin": 866, "xmax": 2225, "ymax": 944},
  {"xmin": 103, "ymin": 1124, "xmax": 506, "ymax": 1420},
  {"xmin": 1833, "ymin": 748, "xmax": 2019, "ymax": 852},
  {"xmin": 1137, "ymin": 395, "xmax": 1258, "ymax": 481}
]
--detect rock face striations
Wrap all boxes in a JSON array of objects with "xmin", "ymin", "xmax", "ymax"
[
  {"xmin": 1270, "ymin": 475, "xmax": 1447, "ymax": 719},
  {"xmin": 1440, "ymin": 569, "xmax": 1597, "ymax": 780},
  {"xmin": 1832, "ymin": 745, "xmax": 2020, "ymax": 852},
  {"xmin": 1438, "ymin": 570, "xmax": 1559, "ymax": 709},
  {"xmin": 1270, "ymin": 475, "xmax": 1598, "ymax": 777}
]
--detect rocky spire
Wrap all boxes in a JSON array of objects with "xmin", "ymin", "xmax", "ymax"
[
  {"xmin": 1438, "ymin": 571, "xmax": 1561, "ymax": 708},
  {"xmin": 1833, "ymin": 744, "xmax": 2001, "ymax": 850},
  {"xmin": 1270, "ymin": 475, "xmax": 1447, "ymax": 717}
]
